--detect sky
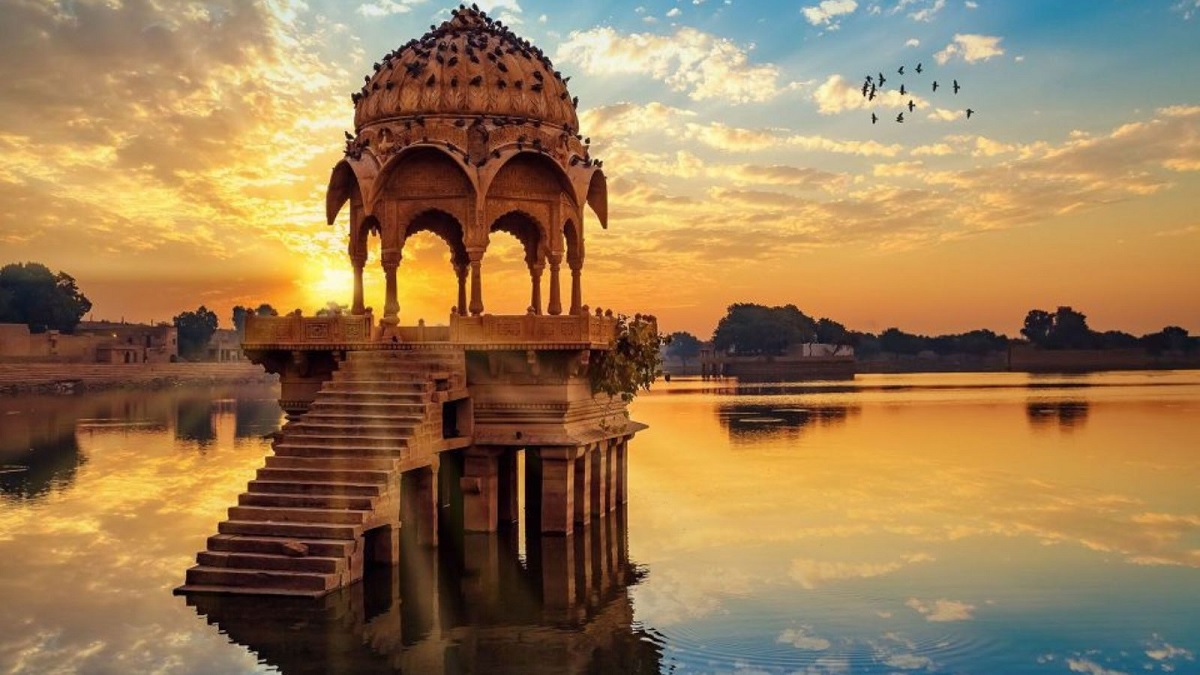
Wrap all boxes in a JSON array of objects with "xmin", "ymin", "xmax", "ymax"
[{"xmin": 0, "ymin": 0, "xmax": 1197, "ymax": 338}]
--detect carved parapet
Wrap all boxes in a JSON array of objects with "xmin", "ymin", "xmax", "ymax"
[
  {"xmin": 449, "ymin": 313, "xmax": 615, "ymax": 348},
  {"xmin": 243, "ymin": 313, "xmax": 376, "ymax": 349}
]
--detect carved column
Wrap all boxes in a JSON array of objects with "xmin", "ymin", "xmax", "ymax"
[
  {"xmin": 381, "ymin": 249, "xmax": 401, "ymax": 326},
  {"xmin": 569, "ymin": 261, "xmax": 583, "ymax": 316},
  {"xmin": 351, "ymin": 254, "xmax": 367, "ymax": 315},
  {"xmin": 547, "ymin": 254, "xmax": 563, "ymax": 316},
  {"xmin": 454, "ymin": 262, "xmax": 469, "ymax": 316},
  {"xmin": 574, "ymin": 448, "xmax": 592, "ymax": 524},
  {"xmin": 468, "ymin": 249, "xmax": 484, "ymax": 316},
  {"xmin": 401, "ymin": 460, "xmax": 439, "ymax": 547},
  {"xmin": 529, "ymin": 264, "xmax": 544, "ymax": 315}
]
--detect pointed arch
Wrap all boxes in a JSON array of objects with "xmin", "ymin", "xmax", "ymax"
[
  {"xmin": 585, "ymin": 169, "xmax": 608, "ymax": 229},
  {"xmin": 326, "ymin": 154, "xmax": 380, "ymax": 224},
  {"xmin": 404, "ymin": 208, "xmax": 469, "ymax": 267},
  {"xmin": 488, "ymin": 210, "xmax": 545, "ymax": 266}
]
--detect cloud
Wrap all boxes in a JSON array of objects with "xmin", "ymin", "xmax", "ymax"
[
  {"xmin": 909, "ymin": 0, "xmax": 946, "ymax": 22},
  {"xmin": 357, "ymin": 0, "xmax": 426, "ymax": 16},
  {"xmin": 579, "ymin": 102, "xmax": 695, "ymax": 141},
  {"xmin": 790, "ymin": 553, "xmax": 933, "ymax": 588},
  {"xmin": 813, "ymin": 74, "xmax": 927, "ymax": 114},
  {"xmin": 935, "ymin": 33, "xmax": 1006, "ymax": 64},
  {"xmin": 666, "ymin": 7, "xmax": 682, "ymax": 17},
  {"xmin": 928, "ymin": 108, "xmax": 965, "ymax": 122},
  {"xmin": 905, "ymin": 597, "xmax": 976, "ymax": 622},
  {"xmin": 905, "ymin": 38, "xmax": 921, "ymax": 47},
  {"xmin": 556, "ymin": 26, "xmax": 796, "ymax": 103},
  {"xmin": 802, "ymin": 0, "xmax": 859, "ymax": 27},
  {"xmin": 1173, "ymin": 0, "xmax": 1200, "ymax": 20},
  {"xmin": 965, "ymin": 0, "xmax": 978, "ymax": 7},
  {"xmin": 679, "ymin": 122, "xmax": 903, "ymax": 157}
]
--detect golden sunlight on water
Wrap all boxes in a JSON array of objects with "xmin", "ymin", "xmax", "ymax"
[{"xmin": 0, "ymin": 373, "xmax": 1197, "ymax": 673}]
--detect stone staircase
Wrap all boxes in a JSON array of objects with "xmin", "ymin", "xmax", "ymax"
[{"xmin": 177, "ymin": 348, "xmax": 467, "ymax": 597}]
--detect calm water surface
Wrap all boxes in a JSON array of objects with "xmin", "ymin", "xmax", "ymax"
[{"xmin": 1, "ymin": 372, "xmax": 1198, "ymax": 674}]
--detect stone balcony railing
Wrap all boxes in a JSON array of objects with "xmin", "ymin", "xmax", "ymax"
[{"xmin": 242, "ymin": 311, "xmax": 617, "ymax": 350}]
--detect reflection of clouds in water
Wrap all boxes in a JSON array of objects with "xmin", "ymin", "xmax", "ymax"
[
  {"xmin": 904, "ymin": 598, "xmax": 976, "ymax": 622},
  {"xmin": 0, "ymin": 416, "xmax": 272, "ymax": 673},
  {"xmin": 1039, "ymin": 637, "xmax": 1196, "ymax": 675},
  {"xmin": 1145, "ymin": 634, "xmax": 1194, "ymax": 664},
  {"xmin": 789, "ymin": 552, "xmax": 935, "ymax": 589},
  {"xmin": 776, "ymin": 625, "xmax": 831, "ymax": 651},
  {"xmin": 796, "ymin": 655, "xmax": 851, "ymax": 674},
  {"xmin": 1065, "ymin": 657, "xmax": 1128, "ymax": 674},
  {"xmin": 630, "ymin": 566, "xmax": 752, "ymax": 626}
]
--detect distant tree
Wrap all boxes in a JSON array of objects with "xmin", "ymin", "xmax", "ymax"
[
  {"xmin": 879, "ymin": 327, "xmax": 926, "ymax": 355},
  {"xmin": 1141, "ymin": 326, "xmax": 1191, "ymax": 354},
  {"xmin": 815, "ymin": 318, "xmax": 850, "ymax": 345},
  {"xmin": 174, "ymin": 306, "xmax": 219, "ymax": 360},
  {"xmin": 849, "ymin": 331, "xmax": 881, "ymax": 357},
  {"xmin": 232, "ymin": 303, "xmax": 279, "ymax": 334},
  {"xmin": 712, "ymin": 303, "xmax": 816, "ymax": 355},
  {"xmin": 1098, "ymin": 330, "xmax": 1139, "ymax": 349},
  {"xmin": 664, "ymin": 331, "xmax": 702, "ymax": 368},
  {"xmin": 315, "ymin": 301, "xmax": 350, "ymax": 317},
  {"xmin": 1021, "ymin": 306, "xmax": 1097, "ymax": 349},
  {"xmin": 0, "ymin": 262, "xmax": 92, "ymax": 333}
]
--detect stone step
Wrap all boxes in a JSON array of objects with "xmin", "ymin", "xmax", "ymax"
[
  {"xmin": 299, "ymin": 412, "xmax": 424, "ymax": 425},
  {"xmin": 197, "ymin": 550, "xmax": 344, "ymax": 574},
  {"xmin": 308, "ymin": 400, "xmax": 427, "ymax": 415},
  {"xmin": 256, "ymin": 467, "xmax": 391, "ymax": 484},
  {"xmin": 274, "ymin": 434, "xmax": 411, "ymax": 450},
  {"xmin": 228, "ymin": 505, "xmax": 369, "ymax": 525},
  {"xmin": 185, "ymin": 565, "xmax": 333, "ymax": 592},
  {"xmin": 238, "ymin": 491, "xmax": 376, "ymax": 510},
  {"xmin": 320, "ymin": 381, "xmax": 432, "ymax": 394},
  {"xmin": 313, "ymin": 389, "xmax": 432, "ymax": 401},
  {"xmin": 271, "ymin": 442, "xmax": 408, "ymax": 459},
  {"xmin": 206, "ymin": 533, "xmax": 354, "ymax": 558},
  {"xmin": 247, "ymin": 479, "xmax": 384, "ymax": 497},
  {"xmin": 289, "ymin": 422, "xmax": 419, "ymax": 438},
  {"xmin": 219, "ymin": 519, "xmax": 362, "ymax": 541},
  {"xmin": 265, "ymin": 455, "xmax": 398, "ymax": 472},
  {"xmin": 175, "ymin": 583, "xmax": 326, "ymax": 598}
]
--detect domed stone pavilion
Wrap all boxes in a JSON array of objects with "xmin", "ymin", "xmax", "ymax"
[
  {"xmin": 178, "ymin": 6, "xmax": 648, "ymax": 599},
  {"xmin": 327, "ymin": 5, "xmax": 607, "ymax": 326}
]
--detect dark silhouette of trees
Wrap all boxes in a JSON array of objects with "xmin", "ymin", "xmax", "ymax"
[
  {"xmin": 815, "ymin": 318, "xmax": 850, "ymax": 345},
  {"xmin": 0, "ymin": 262, "xmax": 92, "ymax": 333},
  {"xmin": 1021, "ymin": 306, "xmax": 1097, "ymax": 349},
  {"xmin": 664, "ymin": 331, "xmax": 702, "ymax": 368},
  {"xmin": 1141, "ymin": 326, "xmax": 1192, "ymax": 354},
  {"xmin": 712, "ymin": 303, "xmax": 816, "ymax": 355},
  {"xmin": 174, "ymin": 306, "xmax": 219, "ymax": 360},
  {"xmin": 315, "ymin": 301, "xmax": 350, "ymax": 317},
  {"xmin": 232, "ymin": 303, "xmax": 279, "ymax": 333}
]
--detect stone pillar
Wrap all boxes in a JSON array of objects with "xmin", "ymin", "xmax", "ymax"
[
  {"xmin": 591, "ymin": 443, "xmax": 609, "ymax": 518},
  {"xmin": 569, "ymin": 261, "xmax": 582, "ymax": 316},
  {"xmin": 540, "ymin": 534, "xmax": 577, "ymax": 613},
  {"xmin": 617, "ymin": 438, "xmax": 629, "ymax": 504},
  {"xmin": 573, "ymin": 449, "xmax": 592, "ymax": 524},
  {"xmin": 381, "ymin": 249, "xmax": 401, "ymax": 327},
  {"xmin": 351, "ymin": 256, "xmax": 366, "ymax": 315},
  {"xmin": 454, "ymin": 263, "xmax": 469, "ymax": 316},
  {"xmin": 605, "ymin": 441, "xmax": 618, "ymax": 512},
  {"xmin": 402, "ymin": 462, "xmax": 439, "ymax": 547},
  {"xmin": 497, "ymin": 451, "xmax": 519, "ymax": 526},
  {"xmin": 538, "ymin": 447, "xmax": 577, "ymax": 535},
  {"xmin": 547, "ymin": 254, "xmax": 563, "ymax": 316},
  {"xmin": 462, "ymin": 447, "xmax": 500, "ymax": 533},
  {"xmin": 529, "ymin": 264, "xmax": 544, "ymax": 315},
  {"xmin": 468, "ymin": 249, "xmax": 484, "ymax": 316}
]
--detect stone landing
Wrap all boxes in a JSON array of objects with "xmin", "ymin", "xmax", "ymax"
[{"xmin": 176, "ymin": 350, "xmax": 469, "ymax": 597}]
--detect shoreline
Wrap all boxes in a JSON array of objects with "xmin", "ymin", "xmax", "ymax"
[{"xmin": 0, "ymin": 362, "xmax": 277, "ymax": 396}]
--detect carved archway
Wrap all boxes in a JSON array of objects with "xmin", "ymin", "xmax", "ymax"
[
  {"xmin": 404, "ymin": 209, "xmax": 471, "ymax": 316},
  {"xmin": 487, "ymin": 210, "xmax": 547, "ymax": 315}
]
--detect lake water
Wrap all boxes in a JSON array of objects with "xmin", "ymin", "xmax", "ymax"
[{"xmin": 1, "ymin": 372, "xmax": 1198, "ymax": 674}]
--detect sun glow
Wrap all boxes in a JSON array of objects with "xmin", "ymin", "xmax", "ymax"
[{"xmin": 301, "ymin": 265, "xmax": 354, "ymax": 312}]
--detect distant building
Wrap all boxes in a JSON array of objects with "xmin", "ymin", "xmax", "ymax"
[
  {"xmin": 0, "ymin": 321, "xmax": 177, "ymax": 363},
  {"xmin": 699, "ymin": 341, "xmax": 855, "ymax": 380},
  {"xmin": 206, "ymin": 329, "xmax": 244, "ymax": 362}
]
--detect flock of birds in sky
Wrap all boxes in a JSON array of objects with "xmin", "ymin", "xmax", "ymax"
[{"xmin": 863, "ymin": 62, "xmax": 974, "ymax": 124}]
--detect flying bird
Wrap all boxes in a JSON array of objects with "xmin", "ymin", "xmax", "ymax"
[
  {"xmin": 932, "ymin": 80, "xmax": 939, "ymax": 92},
  {"xmin": 869, "ymin": 85, "xmax": 877, "ymax": 101},
  {"xmin": 907, "ymin": 99, "xmax": 915, "ymax": 112},
  {"xmin": 898, "ymin": 66, "xmax": 905, "ymax": 75},
  {"xmin": 899, "ymin": 84, "xmax": 906, "ymax": 96},
  {"xmin": 344, "ymin": 131, "xmax": 354, "ymax": 141},
  {"xmin": 862, "ymin": 80, "xmax": 870, "ymax": 97},
  {"xmin": 865, "ymin": 74, "xmax": 874, "ymax": 84},
  {"xmin": 896, "ymin": 112, "xmax": 905, "ymax": 123},
  {"xmin": 966, "ymin": 108, "xmax": 975, "ymax": 119},
  {"xmin": 872, "ymin": 112, "xmax": 879, "ymax": 124},
  {"xmin": 915, "ymin": 62, "xmax": 923, "ymax": 73},
  {"xmin": 953, "ymin": 79, "xmax": 961, "ymax": 94},
  {"xmin": 878, "ymin": 72, "xmax": 887, "ymax": 86}
]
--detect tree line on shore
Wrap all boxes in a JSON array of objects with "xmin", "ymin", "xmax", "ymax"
[{"xmin": 665, "ymin": 303, "xmax": 1196, "ymax": 364}]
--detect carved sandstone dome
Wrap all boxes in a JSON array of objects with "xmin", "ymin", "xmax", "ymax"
[{"xmin": 353, "ymin": 5, "xmax": 580, "ymax": 132}]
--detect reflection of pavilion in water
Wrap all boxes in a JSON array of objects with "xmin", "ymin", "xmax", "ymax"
[
  {"xmin": 1026, "ymin": 400, "xmax": 1089, "ymax": 430},
  {"xmin": 716, "ymin": 403, "xmax": 860, "ymax": 443},
  {"xmin": 186, "ymin": 507, "xmax": 661, "ymax": 674}
]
